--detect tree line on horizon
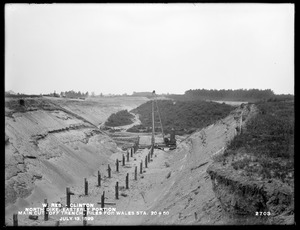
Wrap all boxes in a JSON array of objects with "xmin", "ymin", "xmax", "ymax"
[
  {"xmin": 5, "ymin": 88, "xmax": 294, "ymax": 101},
  {"xmin": 59, "ymin": 90, "xmax": 89, "ymax": 98},
  {"xmin": 166, "ymin": 89, "xmax": 293, "ymax": 102},
  {"xmin": 185, "ymin": 88, "xmax": 275, "ymax": 101}
]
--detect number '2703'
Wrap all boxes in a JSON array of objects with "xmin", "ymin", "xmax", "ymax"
[{"xmin": 256, "ymin": 211, "xmax": 271, "ymax": 216}]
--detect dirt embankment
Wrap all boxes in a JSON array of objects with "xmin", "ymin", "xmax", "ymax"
[
  {"xmin": 5, "ymin": 97, "xmax": 247, "ymax": 226},
  {"xmin": 7, "ymin": 97, "xmax": 292, "ymax": 226},
  {"xmin": 49, "ymin": 96, "xmax": 149, "ymax": 127},
  {"xmin": 207, "ymin": 164, "xmax": 294, "ymax": 224},
  {"xmin": 5, "ymin": 97, "xmax": 122, "ymax": 219},
  {"xmin": 137, "ymin": 105, "xmax": 249, "ymax": 225},
  {"xmin": 206, "ymin": 104, "xmax": 294, "ymax": 225}
]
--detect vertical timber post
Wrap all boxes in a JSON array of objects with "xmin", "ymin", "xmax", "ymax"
[
  {"xmin": 116, "ymin": 159, "xmax": 119, "ymax": 172},
  {"xmin": 140, "ymin": 160, "xmax": 143, "ymax": 174},
  {"xmin": 66, "ymin": 187, "xmax": 71, "ymax": 208},
  {"xmin": 127, "ymin": 151, "xmax": 129, "ymax": 162},
  {"xmin": 130, "ymin": 148, "xmax": 133, "ymax": 157},
  {"xmin": 145, "ymin": 156, "xmax": 148, "ymax": 168},
  {"xmin": 122, "ymin": 154, "xmax": 125, "ymax": 166},
  {"xmin": 108, "ymin": 164, "xmax": 111, "ymax": 178},
  {"xmin": 101, "ymin": 191, "xmax": 105, "ymax": 209},
  {"xmin": 98, "ymin": 171, "xmax": 101, "ymax": 187},
  {"xmin": 13, "ymin": 213, "xmax": 18, "ymax": 226},
  {"xmin": 44, "ymin": 199, "xmax": 49, "ymax": 221},
  {"xmin": 84, "ymin": 178, "xmax": 88, "ymax": 196},
  {"xmin": 151, "ymin": 97, "xmax": 155, "ymax": 147},
  {"xmin": 126, "ymin": 173, "xmax": 129, "ymax": 189},
  {"xmin": 135, "ymin": 166, "xmax": 137, "ymax": 180},
  {"xmin": 115, "ymin": 182, "xmax": 119, "ymax": 199}
]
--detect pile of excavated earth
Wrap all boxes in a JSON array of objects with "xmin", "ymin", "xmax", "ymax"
[{"xmin": 5, "ymin": 96, "xmax": 294, "ymax": 226}]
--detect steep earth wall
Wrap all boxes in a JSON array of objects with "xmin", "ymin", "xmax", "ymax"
[
  {"xmin": 207, "ymin": 163, "xmax": 294, "ymax": 224},
  {"xmin": 206, "ymin": 103, "xmax": 294, "ymax": 225},
  {"xmin": 5, "ymin": 98, "xmax": 121, "ymax": 217},
  {"xmin": 140, "ymin": 105, "xmax": 249, "ymax": 224}
]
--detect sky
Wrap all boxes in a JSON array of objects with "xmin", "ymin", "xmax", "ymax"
[{"xmin": 5, "ymin": 3, "xmax": 294, "ymax": 95}]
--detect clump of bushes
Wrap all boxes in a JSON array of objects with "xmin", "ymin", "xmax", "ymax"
[
  {"xmin": 105, "ymin": 110, "xmax": 134, "ymax": 127},
  {"xmin": 224, "ymin": 100, "xmax": 294, "ymax": 184},
  {"xmin": 232, "ymin": 158, "xmax": 252, "ymax": 171}
]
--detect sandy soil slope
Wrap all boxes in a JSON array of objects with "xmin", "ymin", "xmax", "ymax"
[
  {"xmin": 49, "ymin": 96, "xmax": 149, "ymax": 127},
  {"xmin": 5, "ymin": 98, "xmax": 246, "ymax": 226},
  {"xmin": 141, "ymin": 109, "xmax": 244, "ymax": 225},
  {"xmin": 5, "ymin": 97, "xmax": 148, "ymax": 225}
]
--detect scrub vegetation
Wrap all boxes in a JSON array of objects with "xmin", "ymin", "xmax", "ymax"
[
  {"xmin": 105, "ymin": 110, "xmax": 135, "ymax": 127},
  {"xmin": 221, "ymin": 100, "xmax": 294, "ymax": 185},
  {"xmin": 128, "ymin": 100, "xmax": 234, "ymax": 134}
]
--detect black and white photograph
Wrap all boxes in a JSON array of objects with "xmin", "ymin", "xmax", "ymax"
[{"xmin": 4, "ymin": 3, "xmax": 294, "ymax": 226}]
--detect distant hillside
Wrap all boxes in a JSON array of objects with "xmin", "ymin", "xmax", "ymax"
[
  {"xmin": 166, "ymin": 89, "xmax": 294, "ymax": 103},
  {"xmin": 129, "ymin": 100, "xmax": 234, "ymax": 134},
  {"xmin": 5, "ymin": 93, "xmax": 42, "ymax": 98}
]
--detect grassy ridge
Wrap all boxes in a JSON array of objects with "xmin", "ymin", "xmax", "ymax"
[
  {"xmin": 166, "ymin": 91, "xmax": 294, "ymax": 103},
  {"xmin": 104, "ymin": 110, "xmax": 134, "ymax": 127},
  {"xmin": 129, "ymin": 100, "xmax": 234, "ymax": 134},
  {"xmin": 221, "ymin": 100, "xmax": 294, "ymax": 185}
]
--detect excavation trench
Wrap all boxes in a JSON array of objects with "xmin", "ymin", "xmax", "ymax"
[{"xmin": 7, "ymin": 104, "xmax": 246, "ymax": 226}]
